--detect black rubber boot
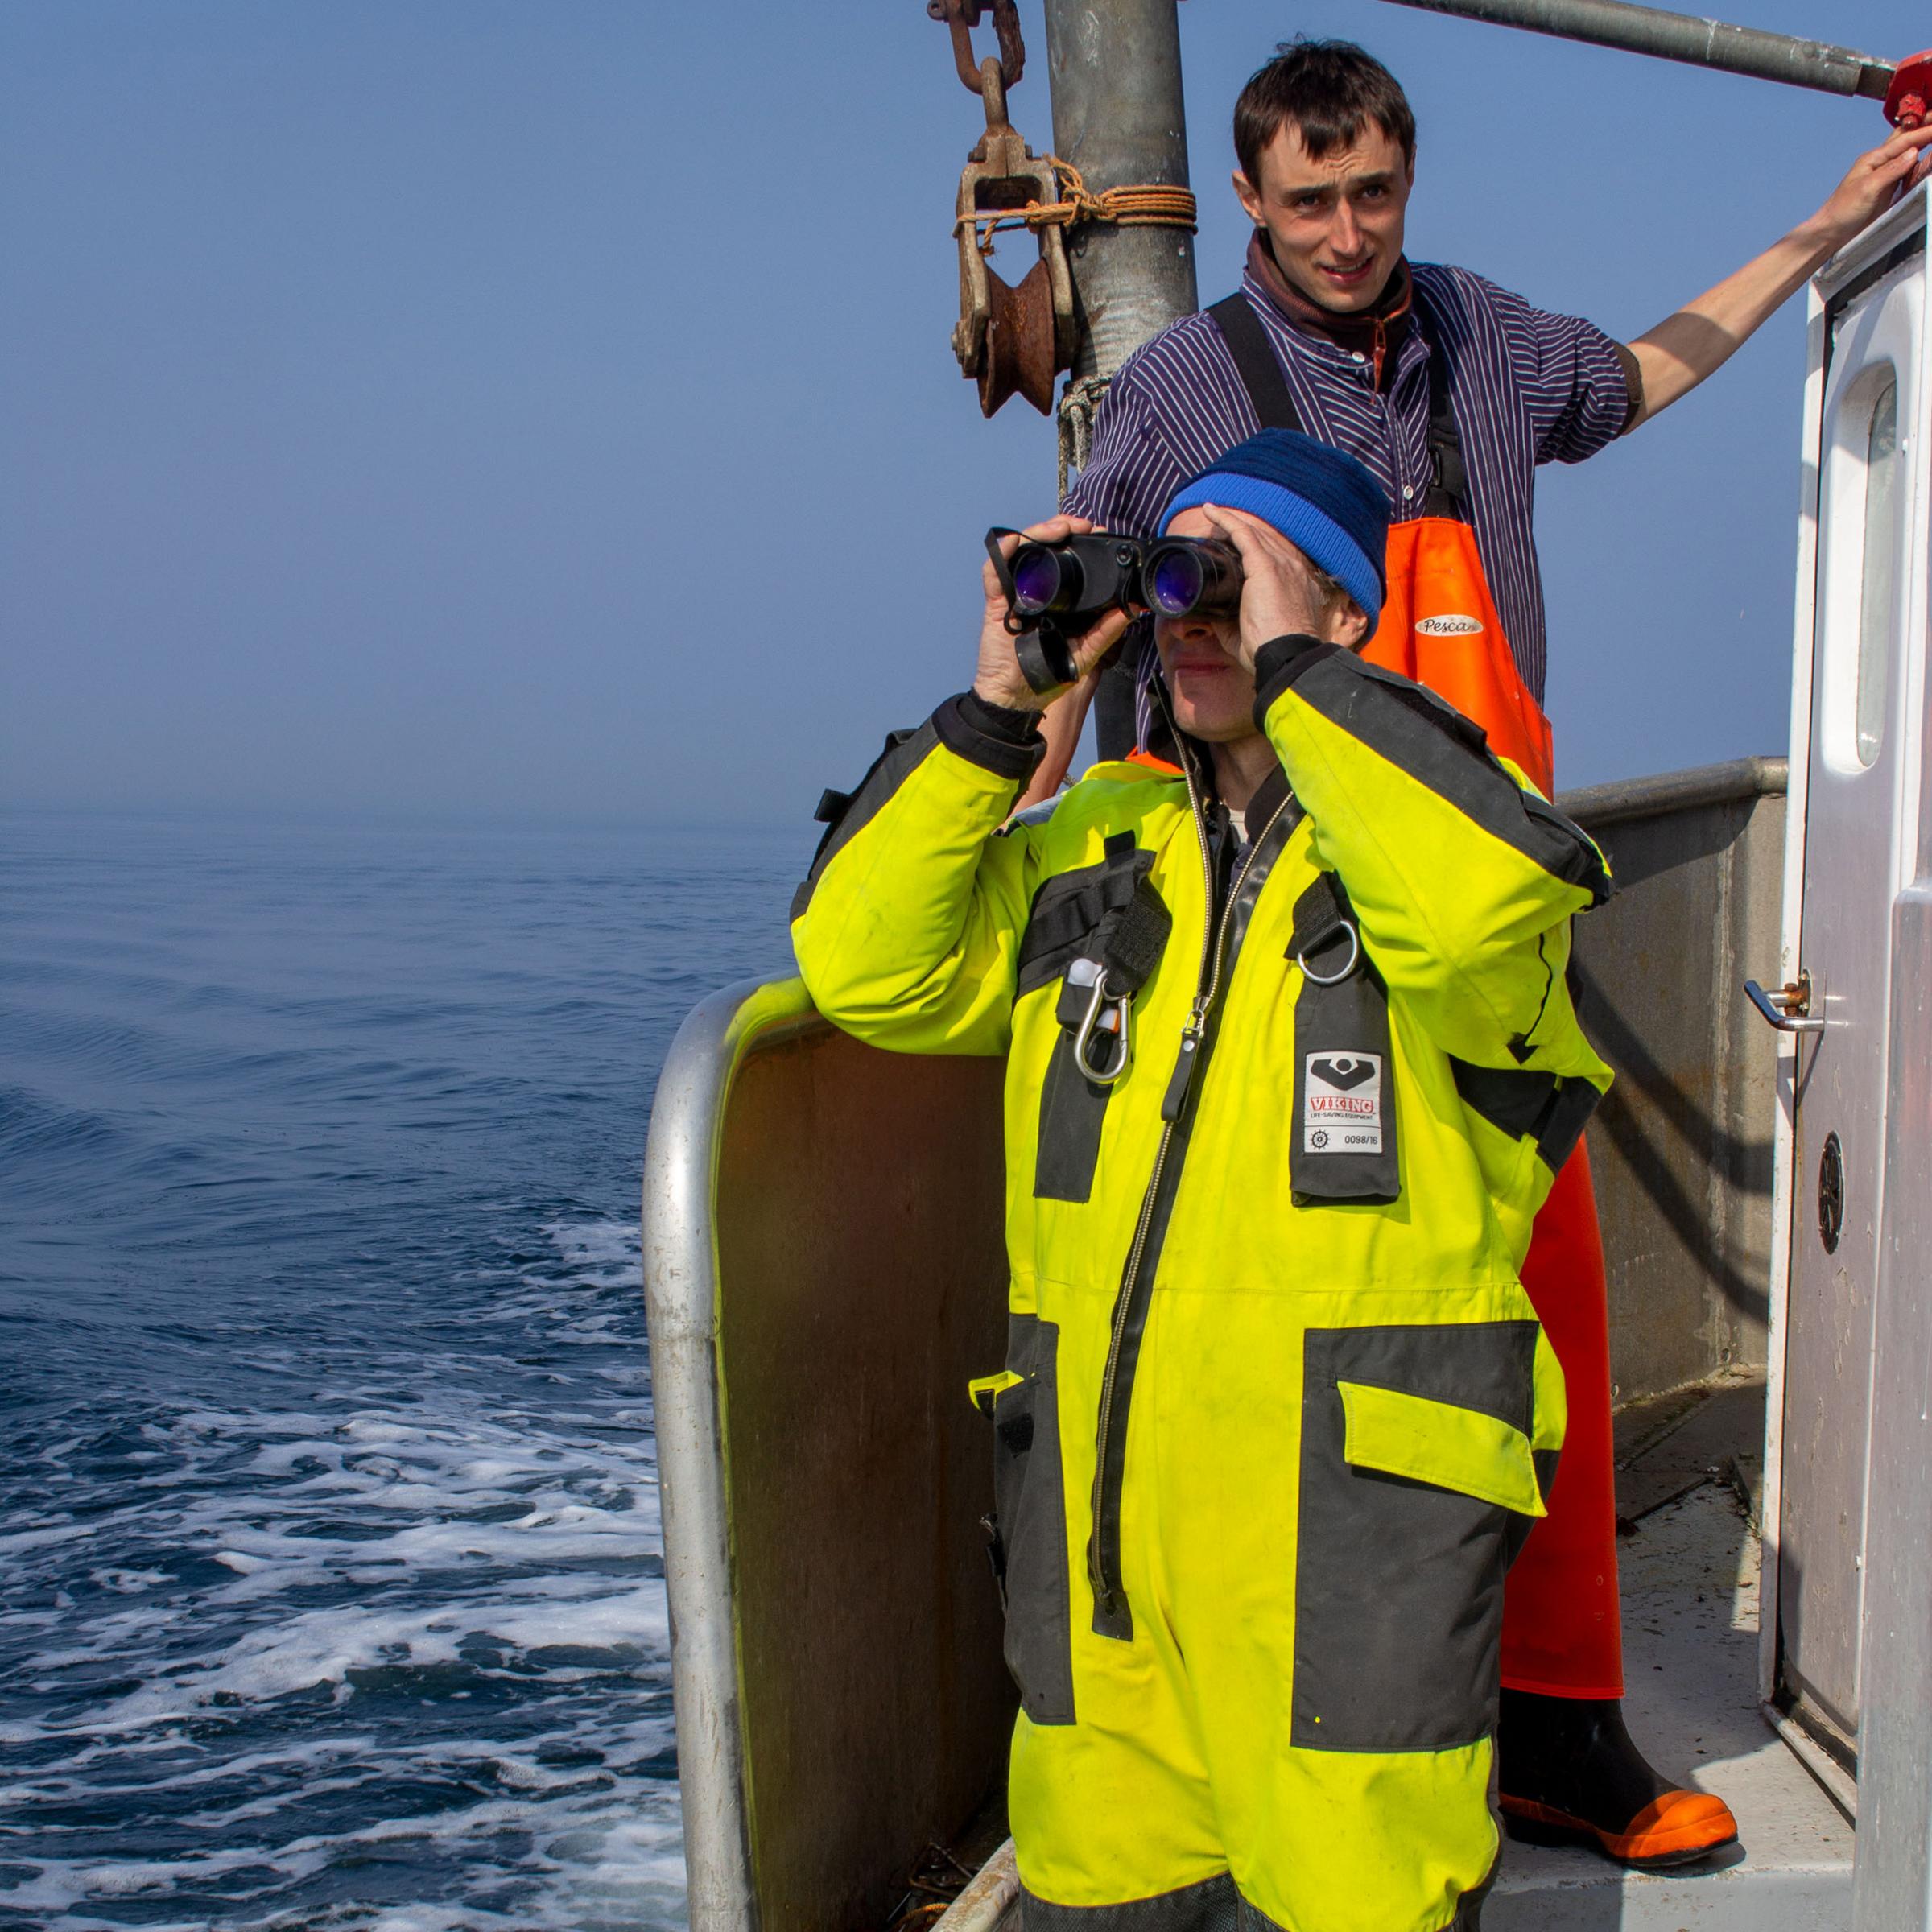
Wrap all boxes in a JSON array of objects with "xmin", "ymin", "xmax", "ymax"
[{"xmin": 1496, "ymin": 1688, "xmax": 1740, "ymax": 1869}]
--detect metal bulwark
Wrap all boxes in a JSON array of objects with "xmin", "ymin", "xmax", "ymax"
[
  {"xmin": 1559, "ymin": 758, "xmax": 1788, "ymax": 1400},
  {"xmin": 642, "ymin": 976, "xmax": 1015, "ymax": 1932}
]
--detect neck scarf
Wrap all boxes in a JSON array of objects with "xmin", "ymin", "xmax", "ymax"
[{"xmin": 1245, "ymin": 229, "xmax": 1414, "ymax": 390}]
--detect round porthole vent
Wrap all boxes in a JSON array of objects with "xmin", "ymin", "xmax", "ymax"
[{"xmin": 1819, "ymin": 1131, "xmax": 1845, "ymax": 1256}]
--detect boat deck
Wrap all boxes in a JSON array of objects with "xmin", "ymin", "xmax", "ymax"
[{"xmin": 1491, "ymin": 1374, "xmax": 1852, "ymax": 1927}]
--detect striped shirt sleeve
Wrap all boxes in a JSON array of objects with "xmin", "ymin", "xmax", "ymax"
[{"xmin": 1476, "ymin": 270, "xmax": 1633, "ymax": 467}]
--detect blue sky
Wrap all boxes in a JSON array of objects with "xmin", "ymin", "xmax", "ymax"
[{"xmin": 3, "ymin": 1, "xmax": 1925, "ymax": 819}]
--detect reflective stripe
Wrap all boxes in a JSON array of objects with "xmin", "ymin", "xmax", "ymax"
[
  {"xmin": 1018, "ymin": 1873, "xmax": 1241, "ymax": 1930},
  {"xmin": 1272, "ymin": 650, "xmax": 1610, "ymax": 903},
  {"xmin": 1451, "ymin": 1056, "xmax": 1603, "ymax": 1175}
]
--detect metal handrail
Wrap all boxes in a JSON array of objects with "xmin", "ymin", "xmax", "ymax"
[
  {"xmin": 1745, "ymin": 974, "xmax": 1824, "ymax": 1034},
  {"xmin": 1372, "ymin": 0, "xmax": 1893, "ymax": 101},
  {"xmin": 1556, "ymin": 754, "xmax": 1786, "ymax": 832},
  {"xmin": 642, "ymin": 974, "xmax": 823, "ymax": 1932}
]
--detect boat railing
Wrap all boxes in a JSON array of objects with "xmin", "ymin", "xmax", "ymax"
[{"xmin": 643, "ymin": 977, "xmax": 1016, "ymax": 1932}]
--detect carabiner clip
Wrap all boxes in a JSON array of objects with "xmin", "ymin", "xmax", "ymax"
[
  {"xmin": 1297, "ymin": 919, "xmax": 1360, "ymax": 986},
  {"xmin": 1073, "ymin": 968, "xmax": 1132, "ymax": 1084}
]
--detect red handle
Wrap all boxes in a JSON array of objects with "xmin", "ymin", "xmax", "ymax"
[{"xmin": 1885, "ymin": 51, "xmax": 1932, "ymax": 127}]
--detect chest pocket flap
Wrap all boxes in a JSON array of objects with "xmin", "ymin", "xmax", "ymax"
[
  {"xmin": 1018, "ymin": 833, "xmax": 1170, "ymax": 1205},
  {"xmin": 1337, "ymin": 1379, "xmax": 1545, "ymax": 1519},
  {"xmin": 1017, "ymin": 832, "xmax": 1160, "ymax": 997}
]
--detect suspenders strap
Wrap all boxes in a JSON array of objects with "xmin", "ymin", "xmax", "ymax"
[
  {"xmin": 1416, "ymin": 301, "xmax": 1471, "ymax": 522},
  {"xmin": 1205, "ymin": 287, "xmax": 1472, "ymax": 523},
  {"xmin": 1208, "ymin": 294, "xmax": 1301, "ymax": 433}
]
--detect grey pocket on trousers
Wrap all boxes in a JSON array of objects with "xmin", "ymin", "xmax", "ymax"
[
  {"xmin": 991, "ymin": 1314, "xmax": 1075, "ymax": 1724},
  {"xmin": 1291, "ymin": 1322, "xmax": 1537, "ymax": 1752}
]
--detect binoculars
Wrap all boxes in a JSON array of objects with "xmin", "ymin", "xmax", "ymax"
[{"xmin": 985, "ymin": 529, "xmax": 1245, "ymax": 691}]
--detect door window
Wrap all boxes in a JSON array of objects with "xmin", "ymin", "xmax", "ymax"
[
  {"xmin": 1825, "ymin": 365, "xmax": 1901, "ymax": 772},
  {"xmin": 1856, "ymin": 375, "xmax": 1900, "ymax": 768}
]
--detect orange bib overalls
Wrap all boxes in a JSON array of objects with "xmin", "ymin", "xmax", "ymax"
[{"xmin": 1208, "ymin": 293, "xmax": 1622, "ymax": 1699}]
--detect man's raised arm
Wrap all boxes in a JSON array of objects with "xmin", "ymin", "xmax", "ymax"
[
  {"xmin": 1626, "ymin": 121, "xmax": 1932, "ymax": 426},
  {"xmin": 789, "ymin": 519, "xmax": 1126, "ymax": 1052},
  {"xmin": 1199, "ymin": 501, "xmax": 1611, "ymax": 1084}
]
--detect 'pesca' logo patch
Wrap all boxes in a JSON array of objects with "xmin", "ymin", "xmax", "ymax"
[{"xmin": 1415, "ymin": 613, "xmax": 1484, "ymax": 638}]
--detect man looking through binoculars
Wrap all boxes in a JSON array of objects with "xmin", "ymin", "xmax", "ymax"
[
  {"xmin": 791, "ymin": 430, "xmax": 1612, "ymax": 1929},
  {"xmin": 976, "ymin": 512, "xmax": 1368, "ymax": 816}
]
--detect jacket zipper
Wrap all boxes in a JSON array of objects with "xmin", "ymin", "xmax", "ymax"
[{"xmin": 1086, "ymin": 772, "xmax": 1293, "ymax": 1631}]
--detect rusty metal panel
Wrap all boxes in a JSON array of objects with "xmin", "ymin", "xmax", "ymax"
[
  {"xmin": 1560, "ymin": 758, "xmax": 1788, "ymax": 1402},
  {"xmin": 644, "ymin": 976, "xmax": 1013, "ymax": 1932}
]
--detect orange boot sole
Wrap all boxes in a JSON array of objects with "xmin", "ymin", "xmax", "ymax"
[{"xmin": 1501, "ymin": 1789, "xmax": 1740, "ymax": 1869}]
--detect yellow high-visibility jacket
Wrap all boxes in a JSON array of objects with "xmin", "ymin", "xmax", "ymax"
[{"xmin": 791, "ymin": 636, "xmax": 1612, "ymax": 1932}]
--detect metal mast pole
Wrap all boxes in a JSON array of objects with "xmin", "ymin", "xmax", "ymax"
[
  {"xmin": 1372, "ymin": 0, "xmax": 1893, "ymax": 101},
  {"xmin": 1042, "ymin": 0, "xmax": 1198, "ymax": 394}
]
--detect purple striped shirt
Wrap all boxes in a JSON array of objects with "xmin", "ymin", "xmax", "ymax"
[{"xmin": 1062, "ymin": 260, "xmax": 1632, "ymax": 705}]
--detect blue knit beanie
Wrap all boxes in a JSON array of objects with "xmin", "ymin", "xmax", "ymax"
[{"xmin": 1160, "ymin": 429, "xmax": 1389, "ymax": 638}]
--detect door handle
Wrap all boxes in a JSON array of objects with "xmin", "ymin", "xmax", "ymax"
[{"xmin": 1745, "ymin": 973, "xmax": 1824, "ymax": 1034}]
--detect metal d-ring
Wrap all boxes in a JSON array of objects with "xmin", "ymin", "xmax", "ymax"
[
  {"xmin": 1298, "ymin": 920, "xmax": 1360, "ymax": 986},
  {"xmin": 1073, "ymin": 969, "xmax": 1132, "ymax": 1084}
]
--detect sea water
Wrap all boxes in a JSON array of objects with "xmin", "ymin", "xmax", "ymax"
[{"xmin": 0, "ymin": 808, "xmax": 811, "ymax": 1930}]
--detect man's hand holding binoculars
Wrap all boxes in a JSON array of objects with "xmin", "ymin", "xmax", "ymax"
[
  {"xmin": 974, "ymin": 516, "xmax": 1133, "ymax": 712},
  {"xmin": 976, "ymin": 505, "xmax": 1344, "ymax": 718},
  {"xmin": 1189, "ymin": 503, "xmax": 1335, "ymax": 669}
]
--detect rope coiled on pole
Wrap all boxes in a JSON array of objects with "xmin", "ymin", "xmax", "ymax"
[
  {"xmin": 1057, "ymin": 374, "xmax": 1112, "ymax": 503},
  {"xmin": 956, "ymin": 156, "xmax": 1197, "ymax": 258}
]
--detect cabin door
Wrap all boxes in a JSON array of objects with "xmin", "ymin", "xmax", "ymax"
[{"xmin": 1778, "ymin": 226, "xmax": 1927, "ymax": 1764}]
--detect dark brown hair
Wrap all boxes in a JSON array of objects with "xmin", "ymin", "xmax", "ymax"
[{"xmin": 1233, "ymin": 39, "xmax": 1416, "ymax": 186}]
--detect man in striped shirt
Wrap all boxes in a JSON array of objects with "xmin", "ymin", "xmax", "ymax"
[
  {"xmin": 1051, "ymin": 38, "xmax": 1931, "ymax": 769},
  {"xmin": 1043, "ymin": 36, "xmax": 1932, "ymax": 1873}
]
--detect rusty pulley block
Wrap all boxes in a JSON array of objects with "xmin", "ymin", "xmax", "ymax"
[{"xmin": 931, "ymin": 1, "xmax": 1075, "ymax": 417}]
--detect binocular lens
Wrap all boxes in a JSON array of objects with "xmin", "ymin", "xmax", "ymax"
[
  {"xmin": 1147, "ymin": 547, "xmax": 1208, "ymax": 616},
  {"xmin": 1011, "ymin": 546, "xmax": 1080, "ymax": 616},
  {"xmin": 1145, "ymin": 539, "xmax": 1242, "ymax": 619}
]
